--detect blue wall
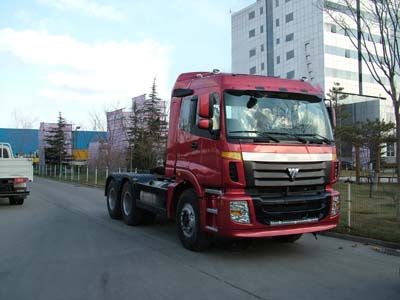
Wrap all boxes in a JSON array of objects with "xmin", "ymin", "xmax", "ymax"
[
  {"xmin": 0, "ymin": 128, "xmax": 107, "ymax": 155},
  {"xmin": 72, "ymin": 131, "xmax": 107, "ymax": 150},
  {"xmin": 0, "ymin": 128, "xmax": 38, "ymax": 156}
]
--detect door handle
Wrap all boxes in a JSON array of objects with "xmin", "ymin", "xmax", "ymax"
[{"xmin": 191, "ymin": 142, "xmax": 198, "ymax": 149}]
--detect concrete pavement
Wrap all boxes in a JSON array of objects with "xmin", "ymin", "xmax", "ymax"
[{"xmin": 0, "ymin": 178, "xmax": 399, "ymax": 300}]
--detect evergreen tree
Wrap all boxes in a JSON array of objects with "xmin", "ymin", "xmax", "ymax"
[
  {"xmin": 44, "ymin": 112, "xmax": 71, "ymax": 164},
  {"xmin": 363, "ymin": 119, "xmax": 396, "ymax": 176},
  {"xmin": 127, "ymin": 78, "xmax": 168, "ymax": 170}
]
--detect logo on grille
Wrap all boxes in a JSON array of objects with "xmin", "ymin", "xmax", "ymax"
[{"xmin": 287, "ymin": 168, "xmax": 300, "ymax": 181}]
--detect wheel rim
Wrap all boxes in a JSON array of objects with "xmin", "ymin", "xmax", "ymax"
[
  {"xmin": 180, "ymin": 203, "xmax": 196, "ymax": 238},
  {"xmin": 122, "ymin": 190, "xmax": 132, "ymax": 216},
  {"xmin": 108, "ymin": 187, "xmax": 117, "ymax": 211}
]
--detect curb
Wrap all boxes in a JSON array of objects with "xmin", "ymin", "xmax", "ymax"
[{"xmin": 321, "ymin": 231, "xmax": 400, "ymax": 250}]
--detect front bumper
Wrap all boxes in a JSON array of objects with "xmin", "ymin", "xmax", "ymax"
[{"xmin": 203, "ymin": 189, "xmax": 340, "ymax": 238}]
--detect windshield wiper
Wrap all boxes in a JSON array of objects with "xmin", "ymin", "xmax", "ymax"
[
  {"xmin": 264, "ymin": 131, "xmax": 308, "ymax": 143},
  {"xmin": 296, "ymin": 133, "xmax": 333, "ymax": 144},
  {"xmin": 229, "ymin": 131, "xmax": 280, "ymax": 143}
]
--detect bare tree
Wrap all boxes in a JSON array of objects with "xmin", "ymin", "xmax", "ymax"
[
  {"xmin": 12, "ymin": 109, "xmax": 39, "ymax": 129},
  {"xmin": 322, "ymin": 0, "xmax": 400, "ymax": 220},
  {"xmin": 89, "ymin": 110, "xmax": 107, "ymax": 132}
]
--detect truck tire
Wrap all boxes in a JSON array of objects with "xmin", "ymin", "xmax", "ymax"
[
  {"xmin": 176, "ymin": 189, "xmax": 210, "ymax": 251},
  {"xmin": 273, "ymin": 234, "xmax": 303, "ymax": 243},
  {"xmin": 121, "ymin": 181, "xmax": 144, "ymax": 226},
  {"xmin": 106, "ymin": 180, "xmax": 122, "ymax": 219},
  {"xmin": 9, "ymin": 197, "xmax": 17, "ymax": 205}
]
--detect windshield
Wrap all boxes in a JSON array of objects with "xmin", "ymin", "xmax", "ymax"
[{"xmin": 224, "ymin": 90, "xmax": 333, "ymax": 143}]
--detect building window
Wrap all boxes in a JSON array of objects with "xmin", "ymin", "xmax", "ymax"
[
  {"xmin": 249, "ymin": 48, "xmax": 256, "ymax": 57},
  {"xmin": 387, "ymin": 143, "xmax": 395, "ymax": 157},
  {"xmin": 286, "ymin": 70, "xmax": 295, "ymax": 79},
  {"xmin": 260, "ymin": 7, "xmax": 264, "ymax": 15},
  {"xmin": 276, "ymin": 38, "xmax": 280, "ymax": 45},
  {"xmin": 260, "ymin": 25, "xmax": 264, "ymax": 33},
  {"xmin": 276, "ymin": 0, "xmax": 279, "ymax": 7},
  {"xmin": 331, "ymin": 24, "xmax": 337, "ymax": 33},
  {"xmin": 285, "ymin": 12, "xmax": 293, "ymax": 23},
  {"xmin": 345, "ymin": 49, "xmax": 351, "ymax": 58},
  {"xmin": 249, "ymin": 11, "xmax": 255, "ymax": 20},
  {"xmin": 286, "ymin": 50, "xmax": 295, "ymax": 60},
  {"xmin": 261, "ymin": 63, "xmax": 265, "ymax": 71},
  {"xmin": 249, "ymin": 29, "xmax": 256, "ymax": 38},
  {"xmin": 285, "ymin": 33, "xmax": 294, "ymax": 42},
  {"xmin": 261, "ymin": 44, "xmax": 264, "ymax": 52},
  {"xmin": 250, "ymin": 66, "xmax": 257, "ymax": 74},
  {"xmin": 276, "ymin": 18, "xmax": 280, "ymax": 27},
  {"xmin": 277, "ymin": 56, "xmax": 280, "ymax": 64},
  {"xmin": 285, "ymin": 0, "xmax": 291, "ymax": 2}
]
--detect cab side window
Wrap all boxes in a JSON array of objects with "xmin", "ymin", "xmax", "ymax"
[
  {"xmin": 179, "ymin": 93, "xmax": 220, "ymax": 139},
  {"xmin": 3, "ymin": 148, "xmax": 9, "ymax": 158},
  {"xmin": 179, "ymin": 96, "xmax": 197, "ymax": 133}
]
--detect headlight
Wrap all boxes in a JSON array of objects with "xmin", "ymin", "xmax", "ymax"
[
  {"xmin": 331, "ymin": 195, "xmax": 340, "ymax": 216},
  {"xmin": 230, "ymin": 201, "xmax": 250, "ymax": 224}
]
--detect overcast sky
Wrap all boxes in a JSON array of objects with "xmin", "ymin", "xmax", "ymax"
[{"xmin": 0, "ymin": 0, "xmax": 253, "ymax": 130}]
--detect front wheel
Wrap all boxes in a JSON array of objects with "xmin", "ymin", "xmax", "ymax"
[
  {"xmin": 176, "ymin": 189, "xmax": 210, "ymax": 251},
  {"xmin": 273, "ymin": 234, "xmax": 303, "ymax": 243}
]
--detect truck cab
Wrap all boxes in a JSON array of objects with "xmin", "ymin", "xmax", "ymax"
[{"xmin": 105, "ymin": 72, "xmax": 340, "ymax": 251}]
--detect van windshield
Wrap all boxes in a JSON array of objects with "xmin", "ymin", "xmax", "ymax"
[{"xmin": 224, "ymin": 90, "xmax": 333, "ymax": 143}]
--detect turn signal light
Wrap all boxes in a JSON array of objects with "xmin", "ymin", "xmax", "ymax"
[{"xmin": 331, "ymin": 161, "xmax": 340, "ymax": 183}]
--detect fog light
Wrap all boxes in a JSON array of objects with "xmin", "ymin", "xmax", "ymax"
[
  {"xmin": 230, "ymin": 201, "xmax": 250, "ymax": 224},
  {"xmin": 331, "ymin": 195, "xmax": 340, "ymax": 216}
]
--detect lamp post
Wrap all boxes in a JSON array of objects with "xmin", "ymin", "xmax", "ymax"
[{"xmin": 73, "ymin": 126, "xmax": 81, "ymax": 161}]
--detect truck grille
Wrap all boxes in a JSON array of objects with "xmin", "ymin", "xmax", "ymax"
[
  {"xmin": 244, "ymin": 161, "xmax": 330, "ymax": 187},
  {"xmin": 252, "ymin": 194, "xmax": 331, "ymax": 225},
  {"xmin": 244, "ymin": 160, "xmax": 332, "ymax": 225}
]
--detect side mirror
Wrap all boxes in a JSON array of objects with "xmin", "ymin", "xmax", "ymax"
[
  {"xmin": 327, "ymin": 106, "xmax": 336, "ymax": 129},
  {"xmin": 198, "ymin": 94, "xmax": 213, "ymax": 119},
  {"xmin": 198, "ymin": 119, "xmax": 212, "ymax": 130}
]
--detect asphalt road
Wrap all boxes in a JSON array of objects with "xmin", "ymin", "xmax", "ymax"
[{"xmin": 0, "ymin": 178, "xmax": 399, "ymax": 300}]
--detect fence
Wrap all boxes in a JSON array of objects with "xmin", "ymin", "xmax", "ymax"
[
  {"xmin": 334, "ymin": 179, "xmax": 400, "ymax": 243},
  {"xmin": 34, "ymin": 164, "xmax": 400, "ymax": 244},
  {"xmin": 34, "ymin": 164, "xmax": 139, "ymax": 187}
]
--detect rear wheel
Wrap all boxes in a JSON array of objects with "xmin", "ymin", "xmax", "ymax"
[
  {"xmin": 15, "ymin": 198, "xmax": 24, "ymax": 205},
  {"xmin": 106, "ymin": 181, "xmax": 121, "ymax": 219},
  {"xmin": 177, "ymin": 189, "xmax": 210, "ymax": 251},
  {"xmin": 121, "ymin": 181, "xmax": 144, "ymax": 226},
  {"xmin": 9, "ymin": 197, "xmax": 24, "ymax": 205},
  {"xmin": 273, "ymin": 234, "xmax": 303, "ymax": 243}
]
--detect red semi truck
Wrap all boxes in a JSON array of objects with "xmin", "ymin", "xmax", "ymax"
[{"xmin": 105, "ymin": 72, "xmax": 340, "ymax": 251}]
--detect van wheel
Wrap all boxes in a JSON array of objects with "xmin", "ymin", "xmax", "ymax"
[
  {"xmin": 106, "ymin": 181, "xmax": 121, "ymax": 219},
  {"xmin": 15, "ymin": 198, "xmax": 24, "ymax": 205},
  {"xmin": 177, "ymin": 189, "xmax": 210, "ymax": 251},
  {"xmin": 273, "ymin": 234, "xmax": 303, "ymax": 243},
  {"xmin": 121, "ymin": 181, "xmax": 144, "ymax": 226},
  {"xmin": 9, "ymin": 197, "xmax": 24, "ymax": 205}
]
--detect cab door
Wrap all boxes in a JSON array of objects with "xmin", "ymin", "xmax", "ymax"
[
  {"xmin": 190, "ymin": 92, "xmax": 222, "ymax": 187},
  {"xmin": 176, "ymin": 96, "xmax": 200, "ymax": 171}
]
